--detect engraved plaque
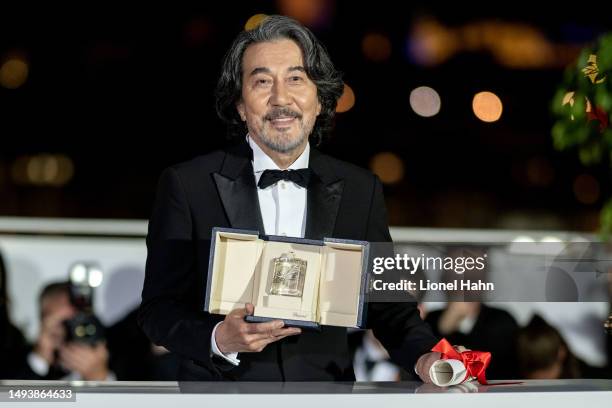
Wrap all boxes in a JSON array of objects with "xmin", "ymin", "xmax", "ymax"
[{"xmin": 269, "ymin": 251, "xmax": 307, "ymax": 297}]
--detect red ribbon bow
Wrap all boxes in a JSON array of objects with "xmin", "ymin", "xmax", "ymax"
[{"xmin": 431, "ymin": 338, "xmax": 491, "ymax": 385}]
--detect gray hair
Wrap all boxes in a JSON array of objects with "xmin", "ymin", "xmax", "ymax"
[{"xmin": 215, "ymin": 15, "xmax": 344, "ymax": 146}]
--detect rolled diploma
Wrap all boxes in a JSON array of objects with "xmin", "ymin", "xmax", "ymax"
[{"xmin": 429, "ymin": 359, "xmax": 474, "ymax": 387}]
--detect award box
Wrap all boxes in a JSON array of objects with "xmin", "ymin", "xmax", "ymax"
[{"xmin": 204, "ymin": 227, "xmax": 370, "ymax": 330}]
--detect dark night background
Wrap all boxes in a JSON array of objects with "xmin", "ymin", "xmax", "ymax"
[{"xmin": 2, "ymin": 1, "xmax": 612, "ymax": 231}]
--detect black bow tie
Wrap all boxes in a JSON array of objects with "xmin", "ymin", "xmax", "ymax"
[{"xmin": 258, "ymin": 169, "xmax": 312, "ymax": 189}]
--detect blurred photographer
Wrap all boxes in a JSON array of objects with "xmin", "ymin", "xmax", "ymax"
[{"xmin": 27, "ymin": 281, "xmax": 114, "ymax": 380}]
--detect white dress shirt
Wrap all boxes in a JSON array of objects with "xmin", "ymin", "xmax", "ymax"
[{"xmin": 210, "ymin": 135, "xmax": 310, "ymax": 365}]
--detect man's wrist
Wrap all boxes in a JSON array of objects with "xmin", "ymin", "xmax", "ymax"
[
  {"xmin": 214, "ymin": 321, "xmax": 227, "ymax": 354},
  {"xmin": 211, "ymin": 322, "xmax": 240, "ymax": 366},
  {"xmin": 33, "ymin": 343, "xmax": 54, "ymax": 365}
]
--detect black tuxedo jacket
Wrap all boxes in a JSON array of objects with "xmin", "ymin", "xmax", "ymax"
[{"xmin": 138, "ymin": 141, "xmax": 438, "ymax": 381}]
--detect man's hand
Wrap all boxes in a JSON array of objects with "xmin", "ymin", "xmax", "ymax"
[
  {"xmin": 215, "ymin": 303, "xmax": 301, "ymax": 353},
  {"xmin": 58, "ymin": 342, "xmax": 110, "ymax": 381},
  {"xmin": 34, "ymin": 309, "xmax": 74, "ymax": 365},
  {"xmin": 415, "ymin": 351, "xmax": 441, "ymax": 383}
]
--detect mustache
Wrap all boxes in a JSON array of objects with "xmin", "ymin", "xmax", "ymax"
[{"xmin": 264, "ymin": 107, "xmax": 302, "ymax": 121}]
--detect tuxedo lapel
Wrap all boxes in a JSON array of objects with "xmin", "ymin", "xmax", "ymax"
[
  {"xmin": 305, "ymin": 148, "xmax": 345, "ymax": 240},
  {"xmin": 213, "ymin": 142, "xmax": 265, "ymax": 232}
]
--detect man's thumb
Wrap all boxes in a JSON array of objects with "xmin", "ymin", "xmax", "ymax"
[{"xmin": 245, "ymin": 303, "xmax": 254, "ymax": 316}]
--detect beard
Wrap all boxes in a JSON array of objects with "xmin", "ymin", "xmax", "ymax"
[
  {"xmin": 256, "ymin": 107, "xmax": 315, "ymax": 154},
  {"xmin": 259, "ymin": 125, "xmax": 308, "ymax": 154}
]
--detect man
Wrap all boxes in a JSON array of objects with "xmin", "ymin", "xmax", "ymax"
[
  {"xmin": 25, "ymin": 282, "xmax": 114, "ymax": 381},
  {"xmin": 139, "ymin": 15, "xmax": 440, "ymax": 381}
]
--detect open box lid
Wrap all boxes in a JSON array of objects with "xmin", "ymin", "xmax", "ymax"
[{"xmin": 204, "ymin": 227, "xmax": 370, "ymax": 328}]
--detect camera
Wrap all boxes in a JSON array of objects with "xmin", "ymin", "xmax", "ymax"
[{"xmin": 63, "ymin": 262, "xmax": 105, "ymax": 345}]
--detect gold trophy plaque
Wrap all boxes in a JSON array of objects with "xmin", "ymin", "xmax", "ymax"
[{"xmin": 269, "ymin": 251, "xmax": 307, "ymax": 297}]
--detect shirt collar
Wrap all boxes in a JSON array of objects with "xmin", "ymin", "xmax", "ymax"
[{"xmin": 247, "ymin": 134, "xmax": 310, "ymax": 173}]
